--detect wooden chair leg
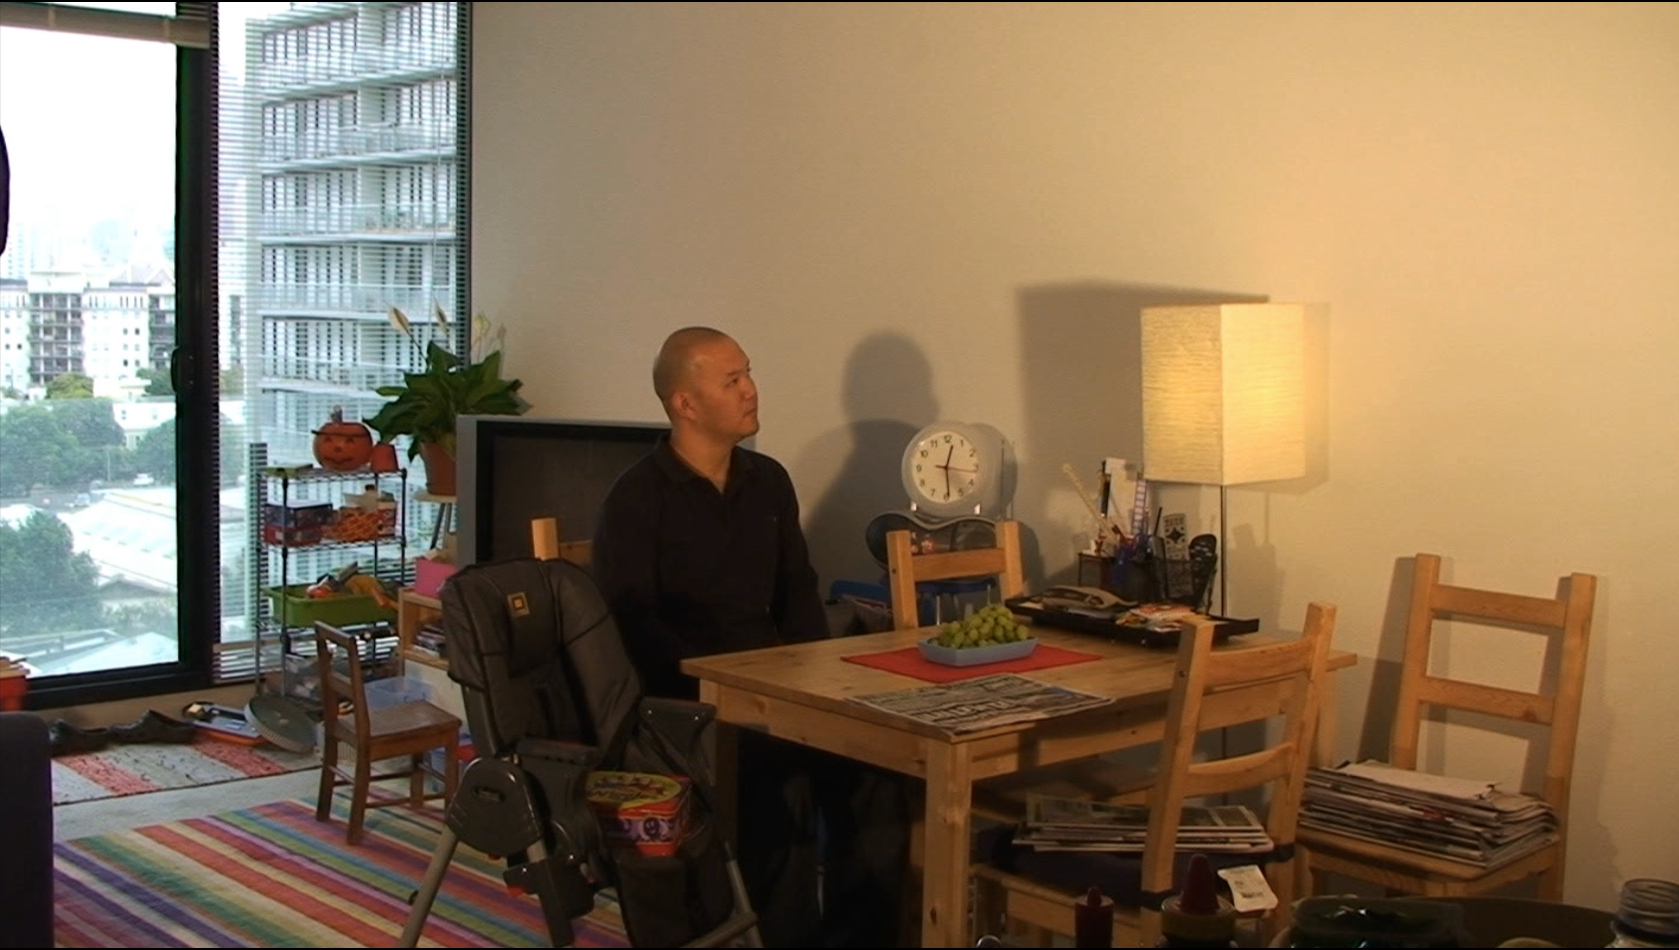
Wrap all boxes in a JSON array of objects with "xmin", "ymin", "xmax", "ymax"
[
  {"xmin": 315, "ymin": 737, "xmax": 337, "ymax": 822},
  {"xmin": 347, "ymin": 756, "xmax": 372, "ymax": 845},
  {"xmin": 1537, "ymin": 864, "xmax": 1565, "ymax": 901},
  {"xmin": 1266, "ymin": 857, "xmax": 1297, "ymax": 944},
  {"xmin": 442, "ymin": 740, "xmax": 459, "ymax": 805},
  {"xmin": 409, "ymin": 753, "xmax": 426, "ymax": 806}
]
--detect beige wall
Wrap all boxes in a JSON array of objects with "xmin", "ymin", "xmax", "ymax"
[{"xmin": 472, "ymin": 1, "xmax": 1679, "ymax": 907}]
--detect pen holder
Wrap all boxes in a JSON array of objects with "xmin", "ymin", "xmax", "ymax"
[
  {"xmin": 1113, "ymin": 548, "xmax": 1216, "ymax": 611},
  {"xmin": 1109, "ymin": 553, "xmax": 1160, "ymax": 604}
]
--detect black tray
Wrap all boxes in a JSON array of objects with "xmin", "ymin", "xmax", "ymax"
[{"xmin": 1004, "ymin": 596, "xmax": 1258, "ymax": 649}]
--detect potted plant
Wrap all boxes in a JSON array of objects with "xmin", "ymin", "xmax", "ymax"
[{"xmin": 366, "ymin": 304, "xmax": 527, "ymax": 495}]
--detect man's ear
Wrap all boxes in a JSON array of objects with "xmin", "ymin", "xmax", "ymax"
[{"xmin": 670, "ymin": 389, "xmax": 696, "ymax": 420}]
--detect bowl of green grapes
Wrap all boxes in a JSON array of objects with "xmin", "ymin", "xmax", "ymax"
[{"xmin": 918, "ymin": 603, "xmax": 1037, "ymax": 666}]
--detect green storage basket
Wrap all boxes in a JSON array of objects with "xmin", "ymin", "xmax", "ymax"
[{"xmin": 262, "ymin": 584, "xmax": 397, "ymax": 628}]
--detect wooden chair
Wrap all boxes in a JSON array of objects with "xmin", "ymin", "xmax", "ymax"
[
  {"xmin": 883, "ymin": 518, "xmax": 1026, "ymax": 942},
  {"xmin": 313, "ymin": 621, "xmax": 462, "ymax": 845},
  {"xmin": 970, "ymin": 602, "xmax": 1339, "ymax": 947},
  {"xmin": 530, "ymin": 516, "xmax": 592, "ymax": 567},
  {"xmin": 1297, "ymin": 553, "xmax": 1596, "ymax": 902},
  {"xmin": 885, "ymin": 518, "xmax": 1025, "ymax": 630}
]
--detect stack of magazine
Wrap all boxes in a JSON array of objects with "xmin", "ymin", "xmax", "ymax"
[
  {"xmin": 1300, "ymin": 760, "xmax": 1557, "ymax": 868},
  {"xmin": 1014, "ymin": 793, "xmax": 1274, "ymax": 853}
]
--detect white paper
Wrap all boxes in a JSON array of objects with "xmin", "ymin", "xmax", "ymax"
[{"xmin": 1340, "ymin": 759, "xmax": 1497, "ymax": 801}]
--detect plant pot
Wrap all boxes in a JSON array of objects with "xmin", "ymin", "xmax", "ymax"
[
  {"xmin": 369, "ymin": 442, "xmax": 399, "ymax": 473},
  {"xmin": 418, "ymin": 441, "xmax": 457, "ymax": 496}
]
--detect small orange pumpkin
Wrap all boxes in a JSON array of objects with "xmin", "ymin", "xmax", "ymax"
[{"xmin": 312, "ymin": 405, "xmax": 375, "ymax": 471}]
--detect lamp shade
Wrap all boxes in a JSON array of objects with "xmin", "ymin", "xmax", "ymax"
[{"xmin": 1141, "ymin": 303, "xmax": 1306, "ymax": 485}]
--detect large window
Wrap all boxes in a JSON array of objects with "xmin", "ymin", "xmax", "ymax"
[{"xmin": 0, "ymin": 1, "xmax": 469, "ymax": 708}]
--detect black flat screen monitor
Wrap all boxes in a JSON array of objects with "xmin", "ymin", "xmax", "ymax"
[{"xmin": 453, "ymin": 415, "xmax": 668, "ymax": 566}]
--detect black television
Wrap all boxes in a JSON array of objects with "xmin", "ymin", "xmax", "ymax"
[{"xmin": 453, "ymin": 415, "xmax": 669, "ymax": 566}]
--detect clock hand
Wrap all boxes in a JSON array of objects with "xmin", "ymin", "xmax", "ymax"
[{"xmin": 942, "ymin": 446, "xmax": 954, "ymax": 499}]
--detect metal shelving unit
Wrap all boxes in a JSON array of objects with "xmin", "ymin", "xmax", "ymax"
[{"xmin": 245, "ymin": 444, "xmax": 409, "ymax": 736}]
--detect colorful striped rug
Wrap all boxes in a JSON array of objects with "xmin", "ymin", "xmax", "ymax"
[
  {"xmin": 52, "ymin": 738, "xmax": 318, "ymax": 806},
  {"xmin": 54, "ymin": 795, "xmax": 629, "ymax": 948}
]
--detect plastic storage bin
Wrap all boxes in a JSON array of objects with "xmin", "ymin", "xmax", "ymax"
[
  {"xmin": 364, "ymin": 675, "xmax": 430, "ymax": 710},
  {"xmin": 263, "ymin": 584, "xmax": 397, "ymax": 627}
]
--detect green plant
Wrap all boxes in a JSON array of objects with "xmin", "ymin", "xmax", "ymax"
[{"xmin": 366, "ymin": 304, "xmax": 526, "ymax": 460}]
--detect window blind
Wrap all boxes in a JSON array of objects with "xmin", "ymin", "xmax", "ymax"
[{"xmin": 214, "ymin": 1, "xmax": 469, "ymax": 682}]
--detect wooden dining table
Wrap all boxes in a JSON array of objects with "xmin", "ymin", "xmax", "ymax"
[{"xmin": 682, "ymin": 623, "xmax": 1358, "ymax": 948}]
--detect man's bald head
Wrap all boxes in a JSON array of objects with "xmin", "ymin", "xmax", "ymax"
[{"xmin": 653, "ymin": 326, "xmax": 732, "ymax": 405}]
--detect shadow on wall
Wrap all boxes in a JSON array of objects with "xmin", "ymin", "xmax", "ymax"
[
  {"xmin": 1012, "ymin": 281, "xmax": 1265, "ymax": 584},
  {"xmin": 799, "ymin": 331, "xmax": 938, "ymax": 589}
]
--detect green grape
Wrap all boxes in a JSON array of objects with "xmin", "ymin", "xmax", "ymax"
[{"xmin": 934, "ymin": 603, "xmax": 1032, "ymax": 648}]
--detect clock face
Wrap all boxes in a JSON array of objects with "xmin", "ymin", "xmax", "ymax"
[
  {"xmin": 906, "ymin": 429, "xmax": 981, "ymax": 509},
  {"xmin": 900, "ymin": 421, "xmax": 1007, "ymax": 519}
]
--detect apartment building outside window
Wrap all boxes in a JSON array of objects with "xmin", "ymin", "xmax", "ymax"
[{"xmin": 0, "ymin": 1, "xmax": 469, "ymax": 707}]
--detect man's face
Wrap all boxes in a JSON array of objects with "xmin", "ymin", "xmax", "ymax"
[{"xmin": 684, "ymin": 336, "xmax": 759, "ymax": 444}]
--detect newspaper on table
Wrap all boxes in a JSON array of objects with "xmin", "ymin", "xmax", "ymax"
[
  {"xmin": 848, "ymin": 673, "xmax": 1113, "ymax": 733},
  {"xmin": 1016, "ymin": 793, "xmax": 1274, "ymax": 853}
]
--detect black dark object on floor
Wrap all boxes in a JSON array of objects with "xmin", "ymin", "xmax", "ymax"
[
  {"xmin": 108, "ymin": 709, "xmax": 198, "ymax": 744},
  {"xmin": 0, "ymin": 712, "xmax": 52, "ymax": 947},
  {"xmin": 399, "ymin": 556, "xmax": 762, "ymax": 949},
  {"xmin": 47, "ymin": 719, "xmax": 110, "ymax": 757}
]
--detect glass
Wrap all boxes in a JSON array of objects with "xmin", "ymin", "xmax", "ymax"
[
  {"xmin": 1610, "ymin": 879, "xmax": 1679, "ymax": 948},
  {"xmin": 217, "ymin": 2, "xmax": 467, "ymax": 681},
  {"xmin": 0, "ymin": 25, "xmax": 182, "ymax": 676}
]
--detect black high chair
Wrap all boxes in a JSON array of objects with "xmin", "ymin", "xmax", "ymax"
[{"xmin": 397, "ymin": 556, "xmax": 761, "ymax": 948}]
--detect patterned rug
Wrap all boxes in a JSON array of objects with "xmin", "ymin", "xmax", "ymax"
[
  {"xmin": 51, "ymin": 738, "xmax": 318, "ymax": 806},
  {"xmin": 54, "ymin": 795, "xmax": 629, "ymax": 948}
]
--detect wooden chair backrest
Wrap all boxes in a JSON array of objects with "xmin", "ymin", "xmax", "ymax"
[
  {"xmin": 531, "ymin": 516, "xmax": 593, "ymax": 567},
  {"xmin": 1390, "ymin": 553, "xmax": 1596, "ymax": 826},
  {"xmin": 315, "ymin": 620, "xmax": 373, "ymax": 744},
  {"xmin": 1139, "ymin": 602, "xmax": 1338, "ymax": 943},
  {"xmin": 885, "ymin": 518, "xmax": 1026, "ymax": 630}
]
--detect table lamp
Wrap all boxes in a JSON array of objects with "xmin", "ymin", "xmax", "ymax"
[{"xmin": 1140, "ymin": 302, "xmax": 1307, "ymax": 614}]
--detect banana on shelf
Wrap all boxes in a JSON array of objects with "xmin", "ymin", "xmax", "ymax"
[
  {"xmin": 306, "ymin": 561, "xmax": 397, "ymax": 610},
  {"xmin": 341, "ymin": 570, "xmax": 397, "ymax": 611}
]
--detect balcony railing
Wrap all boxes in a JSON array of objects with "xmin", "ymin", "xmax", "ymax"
[
  {"xmin": 258, "ymin": 350, "xmax": 404, "ymax": 389},
  {"xmin": 259, "ymin": 122, "xmax": 455, "ymax": 165},
  {"xmin": 253, "ymin": 202, "xmax": 456, "ymax": 238},
  {"xmin": 248, "ymin": 45, "xmax": 456, "ymax": 96},
  {"xmin": 246, "ymin": 284, "xmax": 445, "ymax": 318}
]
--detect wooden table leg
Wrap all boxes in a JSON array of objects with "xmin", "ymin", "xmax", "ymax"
[{"xmin": 921, "ymin": 741, "xmax": 975, "ymax": 948}]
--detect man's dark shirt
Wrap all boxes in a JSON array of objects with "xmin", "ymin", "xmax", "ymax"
[{"xmin": 592, "ymin": 436, "xmax": 827, "ymax": 700}]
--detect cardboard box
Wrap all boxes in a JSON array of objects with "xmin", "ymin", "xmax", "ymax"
[{"xmin": 262, "ymin": 501, "xmax": 334, "ymax": 547}]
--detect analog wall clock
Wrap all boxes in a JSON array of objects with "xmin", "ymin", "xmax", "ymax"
[{"xmin": 899, "ymin": 421, "xmax": 1010, "ymax": 520}]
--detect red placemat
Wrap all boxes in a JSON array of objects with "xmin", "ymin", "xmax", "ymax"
[{"xmin": 842, "ymin": 643, "xmax": 1104, "ymax": 683}]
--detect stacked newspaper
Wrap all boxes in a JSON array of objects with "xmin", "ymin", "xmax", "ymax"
[
  {"xmin": 1301, "ymin": 760, "xmax": 1557, "ymax": 868},
  {"xmin": 848, "ymin": 673, "xmax": 1113, "ymax": 733},
  {"xmin": 1014, "ymin": 793, "xmax": 1274, "ymax": 853}
]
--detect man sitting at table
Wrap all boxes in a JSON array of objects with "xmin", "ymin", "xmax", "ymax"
[{"xmin": 592, "ymin": 326, "xmax": 910, "ymax": 947}]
